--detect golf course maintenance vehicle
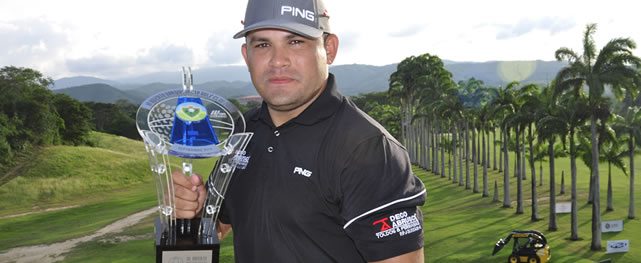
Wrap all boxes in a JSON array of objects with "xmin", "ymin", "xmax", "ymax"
[{"xmin": 492, "ymin": 230, "xmax": 551, "ymax": 263}]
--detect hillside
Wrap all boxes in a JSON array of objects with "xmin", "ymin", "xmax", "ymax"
[
  {"xmin": 53, "ymin": 83, "xmax": 143, "ymax": 103},
  {"xmin": 52, "ymin": 76, "xmax": 120, "ymax": 90},
  {"xmin": 0, "ymin": 133, "xmax": 148, "ymax": 213},
  {"xmin": 54, "ymin": 60, "xmax": 567, "ymax": 103}
]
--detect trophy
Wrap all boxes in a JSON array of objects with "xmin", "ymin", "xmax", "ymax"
[{"xmin": 136, "ymin": 67, "xmax": 253, "ymax": 263}]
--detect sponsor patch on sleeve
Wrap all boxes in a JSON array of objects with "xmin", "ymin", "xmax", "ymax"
[{"xmin": 372, "ymin": 210, "xmax": 422, "ymax": 239}]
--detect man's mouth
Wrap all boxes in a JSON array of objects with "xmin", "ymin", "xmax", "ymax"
[{"xmin": 269, "ymin": 76, "xmax": 294, "ymax": 85}]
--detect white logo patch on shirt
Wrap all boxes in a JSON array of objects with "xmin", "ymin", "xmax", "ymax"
[
  {"xmin": 231, "ymin": 150, "xmax": 250, "ymax": 170},
  {"xmin": 372, "ymin": 211, "xmax": 422, "ymax": 239},
  {"xmin": 293, "ymin": 166, "xmax": 312, "ymax": 177}
]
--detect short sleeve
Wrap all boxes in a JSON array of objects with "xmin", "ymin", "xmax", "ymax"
[{"xmin": 339, "ymin": 135, "xmax": 426, "ymax": 261}]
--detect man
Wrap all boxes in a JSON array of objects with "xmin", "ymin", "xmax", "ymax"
[{"xmin": 172, "ymin": 0, "xmax": 426, "ymax": 261}]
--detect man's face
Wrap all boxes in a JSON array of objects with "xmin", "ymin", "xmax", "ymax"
[{"xmin": 242, "ymin": 29, "xmax": 331, "ymax": 114}]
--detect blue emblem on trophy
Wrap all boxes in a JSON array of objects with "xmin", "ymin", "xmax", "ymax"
[{"xmin": 136, "ymin": 67, "xmax": 253, "ymax": 263}]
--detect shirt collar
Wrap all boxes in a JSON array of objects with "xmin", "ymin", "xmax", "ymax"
[{"xmin": 252, "ymin": 73, "xmax": 344, "ymax": 127}]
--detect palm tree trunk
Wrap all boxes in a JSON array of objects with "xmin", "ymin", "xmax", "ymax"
[
  {"xmin": 439, "ymin": 126, "xmax": 446, "ymax": 177},
  {"xmin": 590, "ymin": 115, "xmax": 601, "ymax": 250},
  {"xmin": 477, "ymin": 126, "xmax": 481, "ymax": 165},
  {"xmin": 459, "ymin": 124, "xmax": 464, "ymax": 186},
  {"xmin": 482, "ymin": 124, "xmax": 489, "ymax": 197},
  {"xmin": 499, "ymin": 129, "xmax": 503, "ymax": 172},
  {"xmin": 448, "ymin": 139, "xmax": 452, "ymax": 180},
  {"xmin": 539, "ymin": 160, "xmax": 544, "ymax": 186},
  {"xmin": 503, "ymin": 126, "xmax": 511, "ymax": 207},
  {"xmin": 607, "ymin": 163, "xmax": 613, "ymax": 211},
  {"xmin": 629, "ymin": 137, "xmax": 636, "ymax": 219},
  {"xmin": 570, "ymin": 130, "xmax": 579, "ymax": 240},
  {"xmin": 487, "ymin": 130, "xmax": 492, "ymax": 169},
  {"xmin": 419, "ymin": 118, "xmax": 428, "ymax": 170},
  {"xmin": 521, "ymin": 133, "xmax": 527, "ymax": 180},
  {"xmin": 529, "ymin": 124, "xmax": 539, "ymax": 221},
  {"xmin": 548, "ymin": 138, "xmax": 557, "ymax": 231},
  {"xmin": 465, "ymin": 121, "xmax": 471, "ymax": 189},
  {"xmin": 452, "ymin": 126, "xmax": 457, "ymax": 183},
  {"xmin": 473, "ymin": 126, "xmax": 479, "ymax": 193},
  {"xmin": 516, "ymin": 126, "xmax": 523, "ymax": 214},
  {"xmin": 493, "ymin": 128, "xmax": 498, "ymax": 170},
  {"xmin": 425, "ymin": 119, "xmax": 431, "ymax": 171},
  {"xmin": 433, "ymin": 121, "xmax": 439, "ymax": 175}
]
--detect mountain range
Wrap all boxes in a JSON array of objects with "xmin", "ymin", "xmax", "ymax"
[{"xmin": 52, "ymin": 60, "xmax": 566, "ymax": 104}]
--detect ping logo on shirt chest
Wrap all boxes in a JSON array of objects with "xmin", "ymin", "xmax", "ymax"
[{"xmin": 293, "ymin": 166, "xmax": 313, "ymax": 177}]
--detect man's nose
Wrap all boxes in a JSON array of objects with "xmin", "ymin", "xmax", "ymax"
[{"xmin": 269, "ymin": 46, "xmax": 291, "ymax": 68}]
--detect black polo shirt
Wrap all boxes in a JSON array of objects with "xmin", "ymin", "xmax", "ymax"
[{"xmin": 219, "ymin": 74, "xmax": 426, "ymax": 262}]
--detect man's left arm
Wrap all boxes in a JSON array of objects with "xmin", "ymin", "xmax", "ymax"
[{"xmin": 339, "ymin": 135, "xmax": 426, "ymax": 262}]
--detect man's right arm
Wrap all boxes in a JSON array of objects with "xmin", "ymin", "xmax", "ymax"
[{"xmin": 172, "ymin": 171, "xmax": 233, "ymax": 240}]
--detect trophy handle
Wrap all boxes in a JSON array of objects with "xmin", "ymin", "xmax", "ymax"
[
  {"xmin": 141, "ymin": 130, "xmax": 177, "ymax": 245},
  {"xmin": 199, "ymin": 132, "xmax": 253, "ymax": 241}
]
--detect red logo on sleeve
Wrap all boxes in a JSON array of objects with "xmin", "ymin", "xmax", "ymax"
[{"xmin": 372, "ymin": 218, "xmax": 392, "ymax": 231}]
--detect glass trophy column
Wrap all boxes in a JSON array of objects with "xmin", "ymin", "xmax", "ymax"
[{"xmin": 136, "ymin": 67, "xmax": 252, "ymax": 263}]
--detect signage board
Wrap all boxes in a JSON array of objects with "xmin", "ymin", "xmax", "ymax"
[
  {"xmin": 602, "ymin": 220, "xmax": 623, "ymax": 233},
  {"xmin": 555, "ymin": 202, "xmax": 571, "ymax": 213},
  {"xmin": 606, "ymin": 240, "xmax": 629, "ymax": 254}
]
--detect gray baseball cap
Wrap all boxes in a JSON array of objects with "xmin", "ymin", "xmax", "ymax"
[{"xmin": 233, "ymin": 0, "xmax": 331, "ymax": 39}]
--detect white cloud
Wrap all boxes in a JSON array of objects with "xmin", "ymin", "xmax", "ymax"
[{"xmin": 1, "ymin": 0, "xmax": 640, "ymax": 78}]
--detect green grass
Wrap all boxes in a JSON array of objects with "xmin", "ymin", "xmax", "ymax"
[
  {"xmin": 1, "ymin": 132, "xmax": 639, "ymax": 262},
  {"xmin": 0, "ymin": 132, "xmax": 150, "ymax": 215},
  {"xmin": 422, "ymin": 151, "xmax": 641, "ymax": 262},
  {"xmin": 61, "ymin": 213, "xmax": 235, "ymax": 263},
  {"xmin": 0, "ymin": 184, "xmax": 155, "ymax": 251}
]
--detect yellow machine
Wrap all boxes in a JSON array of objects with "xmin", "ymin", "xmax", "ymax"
[{"xmin": 492, "ymin": 230, "xmax": 551, "ymax": 263}]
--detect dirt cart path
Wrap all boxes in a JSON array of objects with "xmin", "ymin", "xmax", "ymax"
[{"xmin": 0, "ymin": 207, "xmax": 156, "ymax": 263}]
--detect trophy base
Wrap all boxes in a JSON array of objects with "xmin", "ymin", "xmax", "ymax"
[{"xmin": 155, "ymin": 218, "xmax": 220, "ymax": 263}]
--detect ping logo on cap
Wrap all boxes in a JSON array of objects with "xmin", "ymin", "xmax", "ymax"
[{"xmin": 280, "ymin": 5, "xmax": 315, "ymax": 22}]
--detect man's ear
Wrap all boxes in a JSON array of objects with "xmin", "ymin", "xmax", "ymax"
[
  {"xmin": 241, "ymin": 43, "xmax": 249, "ymax": 66},
  {"xmin": 324, "ymin": 34, "xmax": 339, "ymax": 65}
]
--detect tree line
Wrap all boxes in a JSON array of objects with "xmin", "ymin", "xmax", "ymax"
[
  {"xmin": 387, "ymin": 23, "xmax": 641, "ymax": 251},
  {"xmin": 0, "ymin": 66, "xmax": 139, "ymax": 170}
]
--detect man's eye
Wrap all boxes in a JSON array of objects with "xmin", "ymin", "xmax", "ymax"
[
  {"xmin": 290, "ymin": 40, "xmax": 304, "ymax": 45},
  {"xmin": 255, "ymin": 43, "xmax": 270, "ymax": 48}
]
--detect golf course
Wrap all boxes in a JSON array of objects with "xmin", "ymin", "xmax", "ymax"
[{"xmin": 0, "ymin": 132, "xmax": 638, "ymax": 262}]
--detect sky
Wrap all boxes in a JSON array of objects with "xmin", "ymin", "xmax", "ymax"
[{"xmin": 1, "ymin": 0, "xmax": 639, "ymax": 80}]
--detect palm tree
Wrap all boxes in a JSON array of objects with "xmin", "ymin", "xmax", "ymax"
[
  {"xmin": 520, "ymin": 84, "xmax": 543, "ymax": 221},
  {"xmin": 613, "ymin": 106, "xmax": 641, "ymax": 218},
  {"xmin": 490, "ymin": 82, "xmax": 519, "ymax": 208},
  {"xmin": 558, "ymin": 92, "xmax": 590, "ymax": 240},
  {"xmin": 479, "ymin": 104, "xmax": 492, "ymax": 197},
  {"xmin": 390, "ymin": 53, "xmax": 455, "ymax": 160},
  {"xmin": 537, "ymin": 89, "xmax": 568, "ymax": 232},
  {"xmin": 505, "ymin": 83, "xmax": 538, "ymax": 215},
  {"xmin": 554, "ymin": 23, "xmax": 641, "ymax": 250},
  {"xmin": 600, "ymin": 137, "xmax": 628, "ymax": 211}
]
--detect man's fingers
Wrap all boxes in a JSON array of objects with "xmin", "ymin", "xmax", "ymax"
[
  {"xmin": 175, "ymin": 197, "xmax": 199, "ymax": 211},
  {"xmin": 195, "ymin": 184, "xmax": 207, "ymax": 214},
  {"xmin": 174, "ymin": 184, "xmax": 199, "ymax": 201},
  {"xmin": 172, "ymin": 171, "xmax": 193, "ymax": 189},
  {"xmin": 190, "ymin": 175, "xmax": 204, "ymax": 190},
  {"xmin": 175, "ymin": 209, "xmax": 197, "ymax": 219}
]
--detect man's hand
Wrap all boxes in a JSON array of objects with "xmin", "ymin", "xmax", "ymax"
[
  {"xmin": 172, "ymin": 171, "xmax": 207, "ymax": 219},
  {"xmin": 217, "ymin": 222, "xmax": 232, "ymax": 240}
]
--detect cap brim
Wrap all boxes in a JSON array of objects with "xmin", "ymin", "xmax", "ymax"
[{"xmin": 233, "ymin": 20, "xmax": 324, "ymax": 39}]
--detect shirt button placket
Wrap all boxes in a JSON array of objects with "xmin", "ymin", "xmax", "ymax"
[{"xmin": 267, "ymin": 130, "xmax": 279, "ymax": 153}]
